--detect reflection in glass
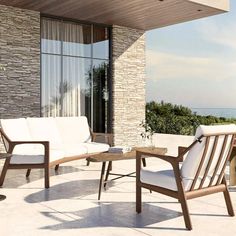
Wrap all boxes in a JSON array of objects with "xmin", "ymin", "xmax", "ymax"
[
  {"xmin": 41, "ymin": 18, "xmax": 61, "ymax": 54},
  {"xmin": 93, "ymin": 26, "xmax": 109, "ymax": 59},
  {"xmin": 93, "ymin": 60, "xmax": 109, "ymax": 132},
  {"xmin": 41, "ymin": 17, "xmax": 110, "ymax": 132},
  {"xmin": 63, "ymin": 22, "xmax": 91, "ymax": 57},
  {"xmin": 41, "ymin": 54, "xmax": 61, "ymax": 117},
  {"xmin": 63, "ymin": 57, "xmax": 91, "ymax": 117}
]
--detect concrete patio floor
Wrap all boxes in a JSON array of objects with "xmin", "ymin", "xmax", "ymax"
[{"xmin": 0, "ymin": 157, "xmax": 236, "ymax": 236}]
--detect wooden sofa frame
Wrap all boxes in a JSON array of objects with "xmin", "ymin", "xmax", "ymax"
[
  {"xmin": 136, "ymin": 132, "xmax": 236, "ymax": 230},
  {"xmin": 0, "ymin": 127, "xmax": 113, "ymax": 188}
]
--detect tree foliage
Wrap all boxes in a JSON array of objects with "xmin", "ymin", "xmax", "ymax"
[{"xmin": 146, "ymin": 101, "xmax": 236, "ymax": 135}]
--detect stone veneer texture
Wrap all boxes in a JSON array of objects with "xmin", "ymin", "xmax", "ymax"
[
  {"xmin": 0, "ymin": 5, "xmax": 40, "ymax": 151},
  {"xmin": 112, "ymin": 25, "xmax": 146, "ymax": 146},
  {"xmin": 0, "ymin": 5, "xmax": 40, "ymax": 119}
]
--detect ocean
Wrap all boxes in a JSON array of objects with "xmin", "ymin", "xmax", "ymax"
[{"xmin": 191, "ymin": 108, "xmax": 236, "ymax": 119}]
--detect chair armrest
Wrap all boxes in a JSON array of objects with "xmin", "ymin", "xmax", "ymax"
[
  {"xmin": 92, "ymin": 133, "xmax": 113, "ymax": 146},
  {"xmin": 178, "ymin": 146, "xmax": 188, "ymax": 162},
  {"xmin": 136, "ymin": 151, "xmax": 180, "ymax": 165}
]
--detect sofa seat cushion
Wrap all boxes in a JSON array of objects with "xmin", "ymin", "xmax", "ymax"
[
  {"xmin": 83, "ymin": 142, "xmax": 109, "ymax": 154},
  {"xmin": 11, "ymin": 144, "xmax": 65, "ymax": 164},
  {"xmin": 10, "ymin": 154, "xmax": 45, "ymax": 164},
  {"xmin": 63, "ymin": 145, "xmax": 88, "ymax": 157}
]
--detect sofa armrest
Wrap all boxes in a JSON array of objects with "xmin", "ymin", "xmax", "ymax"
[
  {"xmin": 92, "ymin": 133, "xmax": 113, "ymax": 146},
  {"xmin": 7, "ymin": 140, "xmax": 50, "ymax": 164}
]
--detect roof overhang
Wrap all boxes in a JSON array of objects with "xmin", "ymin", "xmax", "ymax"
[{"xmin": 0, "ymin": 0, "xmax": 230, "ymax": 30}]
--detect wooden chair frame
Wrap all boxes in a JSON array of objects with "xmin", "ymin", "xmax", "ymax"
[
  {"xmin": 136, "ymin": 132, "xmax": 236, "ymax": 230},
  {"xmin": 0, "ymin": 127, "xmax": 113, "ymax": 188}
]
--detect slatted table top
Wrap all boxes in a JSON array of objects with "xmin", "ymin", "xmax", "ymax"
[{"xmin": 86, "ymin": 147, "xmax": 167, "ymax": 162}]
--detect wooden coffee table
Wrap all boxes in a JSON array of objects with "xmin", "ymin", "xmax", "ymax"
[
  {"xmin": 0, "ymin": 153, "xmax": 11, "ymax": 201},
  {"xmin": 86, "ymin": 147, "xmax": 167, "ymax": 200}
]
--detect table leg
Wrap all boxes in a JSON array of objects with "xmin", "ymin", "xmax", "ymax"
[
  {"xmin": 104, "ymin": 161, "xmax": 112, "ymax": 189},
  {"xmin": 98, "ymin": 162, "xmax": 106, "ymax": 200},
  {"xmin": 0, "ymin": 195, "xmax": 6, "ymax": 201}
]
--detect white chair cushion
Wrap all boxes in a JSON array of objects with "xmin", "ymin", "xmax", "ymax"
[
  {"xmin": 0, "ymin": 118, "xmax": 31, "ymax": 141},
  {"xmin": 181, "ymin": 124, "xmax": 236, "ymax": 189},
  {"xmin": 55, "ymin": 117, "xmax": 91, "ymax": 148},
  {"xmin": 27, "ymin": 117, "xmax": 63, "ymax": 149},
  {"xmin": 83, "ymin": 142, "xmax": 110, "ymax": 154},
  {"xmin": 140, "ymin": 169, "xmax": 179, "ymax": 191}
]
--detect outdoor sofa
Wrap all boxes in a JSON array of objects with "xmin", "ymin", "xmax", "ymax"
[{"xmin": 0, "ymin": 116, "xmax": 112, "ymax": 188}]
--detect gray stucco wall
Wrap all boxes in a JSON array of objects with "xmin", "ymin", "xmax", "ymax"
[
  {"xmin": 0, "ymin": 5, "xmax": 41, "ymax": 119},
  {"xmin": 112, "ymin": 25, "xmax": 146, "ymax": 146}
]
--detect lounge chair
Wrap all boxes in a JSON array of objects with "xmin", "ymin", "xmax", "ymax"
[{"xmin": 136, "ymin": 124, "xmax": 236, "ymax": 230}]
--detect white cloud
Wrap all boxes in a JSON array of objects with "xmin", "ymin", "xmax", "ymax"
[
  {"xmin": 197, "ymin": 20, "xmax": 236, "ymax": 50},
  {"xmin": 146, "ymin": 50, "xmax": 236, "ymax": 81}
]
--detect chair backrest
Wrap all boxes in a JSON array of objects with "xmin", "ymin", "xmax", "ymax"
[{"xmin": 181, "ymin": 124, "xmax": 236, "ymax": 191}]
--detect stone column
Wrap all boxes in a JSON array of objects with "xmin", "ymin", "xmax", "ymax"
[{"xmin": 112, "ymin": 25, "xmax": 146, "ymax": 146}]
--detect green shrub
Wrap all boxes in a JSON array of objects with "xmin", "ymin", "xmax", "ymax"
[{"xmin": 146, "ymin": 101, "xmax": 236, "ymax": 135}]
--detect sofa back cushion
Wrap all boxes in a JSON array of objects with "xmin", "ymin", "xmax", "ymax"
[
  {"xmin": 0, "ymin": 118, "xmax": 31, "ymax": 141},
  {"xmin": 27, "ymin": 117, "xmax": 63, "ymax": 149},
  {"xmin": 55, "ymin": 116, "xmax": 91, "ymax": 147},
  {"xmin": 181, "ymin": 124, "xmax": 236, "ymax": 189}
]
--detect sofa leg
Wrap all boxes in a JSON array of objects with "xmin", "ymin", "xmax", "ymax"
[
  {"xmin": 45, "ymin": 166, "xmax": 50, "ymax": 188},
  {"xmin": 55, "ymin": 164, "xmax": 59, "ymax": 172},
  {"xmin": 26, "ymin": 169, "xmax": 31, "ymax": 177},
  {"xmin": 0, "ymin": 158, "xmax": 10, "ymax": 186}
]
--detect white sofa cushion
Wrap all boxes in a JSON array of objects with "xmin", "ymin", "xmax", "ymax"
[
  {"xmin": 27, "ymin": 117, "xmax": 63, "ymax": 149},
  {"xmin": 83, "ymin": 142, "xmax": 109, "ymax": 153},
  {"xmin": 55, "ymin": 117, "xmax": 91, "ymax": 149},
  {"xmin": 63, "ymin": 144, "xmax": 88, "ymax": 157},
  {"xmin": 181, "ymin": 124, "xmax": 236, "ymax": 189},
  {"xmin": 0, "ymin": 118, "xmax": 31, "ymax": 141}
]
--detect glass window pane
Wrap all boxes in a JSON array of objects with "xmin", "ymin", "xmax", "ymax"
[
  {"xmin": 63, "ymin": 22, "xmax": 91, "ymax": 57},
  {"xmin": 93, "ymin": 60, "xmax": 109, "ymax": 132},
  {"xmin": 41, "ymin": 54, "xmax": 61, "ymax": 117},
  {"xmin": 41, "ymin": 18, "xmax": 61, "ymax": 54},
  {"xmin": 62, "ymin": 57, "xmax": 91, "ymax": 120},
  {"xmin": 93, "ymin": 26, "xmax": 109, "ymax": 59}
]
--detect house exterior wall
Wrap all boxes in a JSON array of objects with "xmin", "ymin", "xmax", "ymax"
[
  {"xmin": 112, "ymin": 25, "xmax": 146, "ymax": 146},
  {"xmin": 0, "ymin": 5, "xmax": 41, "ymax": 119},
  {"xmin": 0, "ymin": 6, "xmax": 146, "ymax": 150}
]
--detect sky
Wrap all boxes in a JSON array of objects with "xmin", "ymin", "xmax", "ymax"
[{"xmin": 146, "ymin": 1, "xmax": 236, "ymax": 109}]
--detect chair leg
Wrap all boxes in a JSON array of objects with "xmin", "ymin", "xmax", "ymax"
[
  {"xmin": 222, "ymin": 177, "xmax": 234, "ymax": 216},
  {"xmin": 26, "ymin": 169, "xmax": 31, "ymax": 177},
  {"xmin": 0, "ymin": 159, "xmax": 10, "ymax": 186},
  {"xmin": 136, "ymin": 183, "xmax": 142, "ymax": 213},
  {"xmin": 45, "ymin": 165, "xmax": 50, "ymax": 188},
  {"xmin": 179, "ymin": 197, "xmax": 192, "ymax": 230},
  {"xmin": 55, "ymin": 164, "xmax": 59, "ymax": 172}
]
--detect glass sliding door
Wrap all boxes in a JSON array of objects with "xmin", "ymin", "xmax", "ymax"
[{"xmin": 41, "ymin": 17, "xmax": 110, "ymax": 132}]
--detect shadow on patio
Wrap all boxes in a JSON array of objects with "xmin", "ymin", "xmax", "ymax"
[{"xmin": 39, "ymin": 201, "xmax": 186, "ymax": 231}]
